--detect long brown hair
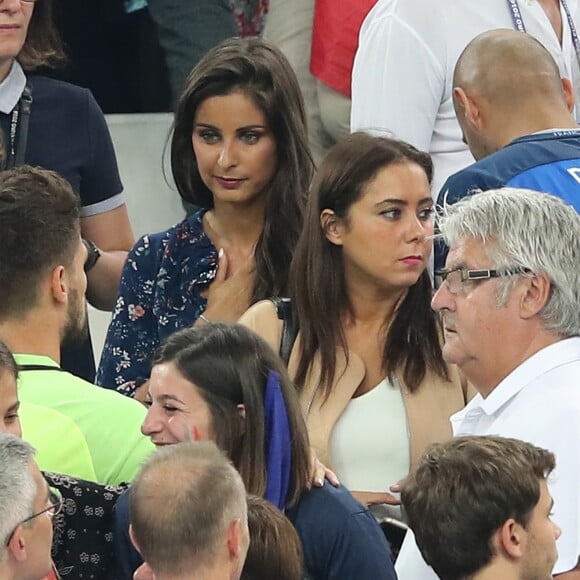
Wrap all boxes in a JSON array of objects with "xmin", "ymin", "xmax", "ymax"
[
  {"xmin": 290, "ymin": 133, "xmax": 448, "ymax": 398},
  {"xmin": 152, "ymin": 323, "xmax": 311, "ymax": 508},
  {"xmin": 171, "ymin": 37, "xmax": 314, "ymax": 302}
]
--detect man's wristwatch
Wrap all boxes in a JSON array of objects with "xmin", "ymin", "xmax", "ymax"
[{"xmin": 82, "ymin": 238, "xmax": 101, "ymax": 272}]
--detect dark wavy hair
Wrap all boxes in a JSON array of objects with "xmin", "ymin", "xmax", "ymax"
[
  {"xmin": 19, "ymin": 0, "xmax": 65, "ymax": 71},
  {"xmin": 152, "ymin": 323, "xmax": 311, "ymax": 508},
  {"xmin": 291, "ymin": 133, "xmax": 448, "ymax": 398},
  {"xmin": 170, "ymin": 37, "xmax": 314, "ymax": 302}
]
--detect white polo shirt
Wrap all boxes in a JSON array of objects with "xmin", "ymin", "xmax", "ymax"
[
  {"xmin": 351, "ymin": 0, "xmax": 580, "ymax": 198},
  {"xmin": 395, "ymin": 337, "xmax": 580, "ymax": 579}
]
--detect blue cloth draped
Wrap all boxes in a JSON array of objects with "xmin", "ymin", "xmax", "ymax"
[{"xmin": 263, "ymin": 370, "xmax": 292, "ymax": 509}]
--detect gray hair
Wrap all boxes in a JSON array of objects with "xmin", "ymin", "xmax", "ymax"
[
  {"xmin": 130, "ymin": 441, "xmax": 248, "ymax": 577},
  {"xmin": 438, "ymin": 187, "xmax": 580, "ymax": 337},
  {"xmin": 0, "ymin": 433, "xmax": 37, "ymax": 550}
]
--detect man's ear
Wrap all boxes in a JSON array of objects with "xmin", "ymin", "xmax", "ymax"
[
  {"xmin": 562, "ymin": 77, "xmax": 576, "ymax": 113},
  {"xmin": 497, "ymin": 518, "xmax": 527, "ymax": 560},
  {"xmin": 226, "ymin": 518, "xmax": 243, "ymax": 560},
  {"xmin": 7, "ymin": 526, "xmax": 28, "ymax": 563},
  {"xmin": 320, "ymin": 209, "xmax": 343, "ymax": 246},
  {"xmin": 129, "ymin": 524, "xmax": 141, "ymax": 555},
  {"xmin": 49, "ymin": 265, "xmax": 68, "ymax": 306},
  {"xmin": 133, "ymin": 562, "xmax": 156, "ymax": 580},
  {"xmin": 453, "ymin": 87, "xmax": 484, "ymax": 131},
  {"xmin": 518, "ymin": 272, "xmax": 551, "ymax": 320}
]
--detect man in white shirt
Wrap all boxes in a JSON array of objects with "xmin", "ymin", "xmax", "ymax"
[
  {"xmin": 351, "ymin": 0, "xmax": 580, "ymax": 197},
  {"xmin": 396, "ymin": 187, "xmax": 580, "ymax": 579},
  {"xmin": 403, "ymin": 436, "xmax": 561, "ymax": 580}
]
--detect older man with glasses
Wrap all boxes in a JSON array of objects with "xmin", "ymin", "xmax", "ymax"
[
  {"xmin": 0, "ymin": 432, "xmax": 59, "ymax": 580},
  {"xmin": 396, "ymin": 187, "xmax": 580, "ymax": 580}
]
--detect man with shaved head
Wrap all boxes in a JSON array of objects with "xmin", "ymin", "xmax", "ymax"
[
  {"xmin": 129, "ymin": 441, "xmax": 250, "ymax": 580},
  {"xmin": 436, "ymin": 29, "xmax": 580, "ymax": 268},
  {"xmin": 352, "ymin": 0, "xmax": 580, "ymax": 198}
]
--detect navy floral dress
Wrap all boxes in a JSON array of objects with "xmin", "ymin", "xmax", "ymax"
[
  {"xmin": 96, "ymin": 210, "xmax": 218, "ymax": 396},
  {"xmin": 45, "ymin": 471, "xmax": 128, "ymax": 580}
]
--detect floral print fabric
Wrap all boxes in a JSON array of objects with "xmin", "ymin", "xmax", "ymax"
[
  {"xmin": 45, "ymin": 472, "xmax": 128, "ymax": 580},
  {"xmin": 231, "ymin": 0, "xmax": 269, "ymax": 36},
  {"xmin": 96, "ymin": 210, "xmax": 218, "ymax": 396}
]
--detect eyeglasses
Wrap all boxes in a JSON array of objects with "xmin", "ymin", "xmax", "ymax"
[
  {"xmin": 5, "ymin": 488, "xmax": 63, "ymax": 546},
  {"xmin": 435, "ymin": 266, "xmax": 530, "ymax": 294},
  {"xmin": 22, "ymin": 488, "xmax": 63, "ymax": 524}
]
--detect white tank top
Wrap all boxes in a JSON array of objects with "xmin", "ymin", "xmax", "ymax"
[{"xmin": 329, "ymin": 377, "xmax": 410, "ymax": 494}]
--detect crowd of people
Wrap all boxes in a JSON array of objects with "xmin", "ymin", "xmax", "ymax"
[{"xmin": 0, "ymin": 0, "xmax": 579, "ymax": 579}]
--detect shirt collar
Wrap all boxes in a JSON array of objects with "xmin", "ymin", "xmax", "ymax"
[
  {"xmin": 0, "ymin": 61, "xmax": 26, "ymax": 114},
  {"xmin": 13, "ymin": 353, "xmax": 61, "ymax": 369},
  {"xmin": 451, "ymin": 337, "xmax": 580, "ymax": 424}
]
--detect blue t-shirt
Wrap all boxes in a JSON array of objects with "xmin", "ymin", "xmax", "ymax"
[
  {"xmin": 22, "ymin": 75, "xmax": 124, "ymax": 215},
  {"xmin": 436, "ymin": 129, "xmax": 580, "ymax": 269},
  {"xmin": 286, "ymin": 484, "xmax": 396, "ymax": 580},
  {"xmin": 97, "ymin": 210, "xmax": 218, "ymax": 395},
  {"xmin": 113, "ymin": 484, "xmax": 396, "ymax": 580}
]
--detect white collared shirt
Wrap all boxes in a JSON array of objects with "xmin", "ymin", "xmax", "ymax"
[
  {"xmin": 396, "ymin": 337, "xmax": 580, "ymax": 579},
  {"xmin": 0, "ymin": 61, "xmax": 26, "ymax": 114},
  {"xmin": 351, "ymin": 0, "xmax": 580, "ymax": 198}
]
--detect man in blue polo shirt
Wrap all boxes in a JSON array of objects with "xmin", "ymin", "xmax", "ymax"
[{"xmin": 436, "ymin": 29, "xmax": 580, "ymax": 270}]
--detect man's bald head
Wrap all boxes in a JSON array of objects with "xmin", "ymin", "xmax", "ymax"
[
  {"xmin": 452, "ymin": 29, "xmax": 576, "ymax": 160},
  {"xmin": 454, "ymin": 29, "xmax": 566, "ymax": 108},
  {"xmin": 130, "ymin": 442, "xmax": 249, "ymax": 578}
]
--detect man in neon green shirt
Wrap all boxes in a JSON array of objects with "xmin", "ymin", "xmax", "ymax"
[{"xmin": 0, "ymin": 166, "xmax": 153, "ymax": 485}]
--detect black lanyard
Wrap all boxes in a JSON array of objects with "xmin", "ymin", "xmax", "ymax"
[
  {"xmin": 1, "ymin": 83, "xmax": 32, "ymax": 171},
  {"xmin": 18, "ymin": 364, "xmax": 65, "ymax": 372}
]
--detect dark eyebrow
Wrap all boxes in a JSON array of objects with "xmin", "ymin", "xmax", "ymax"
[
  {"xmin": 193, "ymin": 123, "xmax": 268, "ymax": 131},
  {"xmin": 237, "ymin": 125, "xmax": 268, "ymax": 131},
  {"xmin": 375, "ymin": 197, "xmax": 433, "ymax": 207},
  {"xmin": 6, "ymin": 401, "xmax": 19, "ymax": 413},
  {"xmin": 157, "ymin": 394, "xmax": 186, "ymax": 405}
]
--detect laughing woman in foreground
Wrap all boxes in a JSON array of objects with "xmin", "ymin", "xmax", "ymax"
[{"xmin": 114, "ymin": 324, "xmax": 396, "ymax": 580}]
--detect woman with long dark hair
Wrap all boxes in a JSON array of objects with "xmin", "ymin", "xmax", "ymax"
[
  {"xmin": 97, "ymin": 37, "xmax": 314, "ymax": 399},
  {"xmin": 241, "ymin": 132, "xmax": 471, "ymax": 515}
]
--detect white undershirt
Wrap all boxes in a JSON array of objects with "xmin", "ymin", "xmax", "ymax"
[{"xmin": 329, "ymin": 377, "xmax": 410, "ymax": 495}]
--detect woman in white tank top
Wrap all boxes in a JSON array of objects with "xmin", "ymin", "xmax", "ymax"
[{"xmin": 240, "ymin": 133, "xmax": 470, "ymax": 516}]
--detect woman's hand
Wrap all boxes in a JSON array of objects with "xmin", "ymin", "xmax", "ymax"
[
  {"xmin": 308, "ymin": 447, "xmax": 340, "ymax": 488},
  {"xmin": 198, "ymin": 249, "xmax": 253, "ymax": 323},
  {"xmin": 351, "ymin": 490, "xmax": 402, "ymax": 507}
]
